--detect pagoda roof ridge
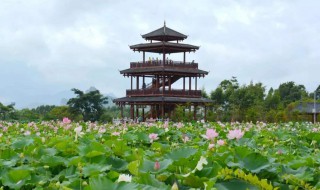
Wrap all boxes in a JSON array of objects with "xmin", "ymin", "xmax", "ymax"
[{"xmin": 142, "ymin": 22, "xmax": 188, "ymax": 41}]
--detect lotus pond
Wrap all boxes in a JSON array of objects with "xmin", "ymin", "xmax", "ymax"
[{"xmin": 0, "ymin": 120, "xmax": 319, "ymax": 190}]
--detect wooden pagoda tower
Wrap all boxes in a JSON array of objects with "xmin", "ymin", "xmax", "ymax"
[{"xmin": 113, "ymin": 22, "xmax": 213, "ymax": 121}]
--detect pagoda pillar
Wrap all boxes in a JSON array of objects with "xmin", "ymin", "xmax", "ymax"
[
  {"xmin": 169, "ymin": 76, "xmax": 171, "ymax": 91},
  {"xmin": 136, "ymin": 76, "xmax": 139, "ymax": 90},
  {"xmin": 156, "ymin": 75, "xmax": 159, "ymax": 88},
  {"xmin": 162, "ymin": 102, "xmax": 164, "ymax": 119},
  {"xmin": 163, "ymin": 52, "xmax": 165, "ymax": 66},
  {"xmin": 136, "ymin": 106, "xmax": 139, "ymax": 121},
  {"xmin": 143, "ymin": 76, "xmax": 145, "ymax": 87},
  {"xmin": 143, "ymin": 51, "xmax": 145, "ymax": 63},
  {"xmin": 189, "ymin": 77, "xmax": 191, "ymax": 92},
  {"xmin": 204, "ymin": 106, "xmax": 207, "ymax": 121},
  {"xmin": 131, "ymin": 76, "xmax": 133, "ymax": 90},
  {"xmin": 130, "ymin": 105, "xmax": 134, "ymax": 119},
  {"xmin": 120, "ymin": 104, "xmax": 124, "ymax": 118},
  {"xmin": 142, "ymin": 107, "xmax": 145, "ymax": 121},
  {"xmin": 183, "ymin": 77, "xmax": 185, "ymax": 91},
  {"xmin": 162, "ymin": 75, "xmax": 165, "ymax": 94},
  {"xmin": 195, "ymin": 76, "xmax": 197, "ymax": 91},
  {"xmin": 183, "ymin": 52, "xmax": 186, "ymax": 64}
]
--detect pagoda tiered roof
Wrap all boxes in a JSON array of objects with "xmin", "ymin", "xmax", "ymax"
[
  {"xmin": 120, "ymin": 67, "xmax": 208, "ymax": 76},
  {"xmin": 130, "ymin": 42, "xmax": 199, "ymax": 53},
  {"xmin": 142, "ymin": 22, "xmax": 187, "ymax": 42}
]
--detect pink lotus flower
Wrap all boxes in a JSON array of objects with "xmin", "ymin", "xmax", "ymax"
[
  {"xmin": 149, "ymin": 133, "xmax": 159, "ymax": 142},
  {"xmin": 217, "ymin": 139, "xmax": 225, "ymax": 146},
  {"xmin": 182, "ymin": 135, "xmax": 190, "ymax": 143},
  {"xmin": 63, "ymin": 117, "xmax": 71, "ymax": 124},
  {"xmin": 227, "ymin": 129, "xmax": 244, "ymax": 140},
  {"xmin": 163, "ymin": 121, "xmax": 169, "ymax": 128},
  {"xmin": 208, "ymin": 143, "xmax": 215, "ymax": 149},
  {"xmin": 205, "ymin": 129, "xmax": 219, "ymax": 140},
  {"xmin": 24, "ymin": 130, "xmax": 31, "ymax": 136},
  {"xmin": 112, "ymin": 131, "xmax": 121, "ymax": 136},
  {"xmin": 154, "ymin": 160, "xmax": 160, "ymax": 170}
]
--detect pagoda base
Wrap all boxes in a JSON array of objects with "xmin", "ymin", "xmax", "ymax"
[{"xmin": 113, "ymin": 96, "xmax": 213, "ymax": 121}]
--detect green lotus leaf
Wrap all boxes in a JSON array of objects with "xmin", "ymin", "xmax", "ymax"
[
  {"xmin": 228, "ymin": 152, "xmax": 270, "ymax": 173},
  {"xmin": 139, "ymin": 159, "xmax": 172, "ymax": 173},
  {"xmin": 183, "ymin": 173, "xmax": 205, "ymax": 188},
  {"xmin": 106, "ymin": 156, "xmax": 128, "ymax": 171},
  {"xmin": 214, "ymin": 179, "xmax": 259, "ymax": 190},
  {"xmin": 11, "ymin": 137, "xmax": 34, "ymax": 149},
  {"xmin": 40, "ymin": 155, "xmax": 67, "ymax": 167},
  {"xmin": 2, "ymin": 167, "xmax": 32, "ymax": 189},
  {"xmin": 89, "ymin": 176, "xmax": 138, "ymax": 190},
  {"xmin": 164, "ymin": 147, "xmax": 197, "ymax": 161},
  {"xmin": 78, "ymin": 141, "xmax": 106, "ymax": 158},
  {"xmin": 128, "ymin": 160, "xmax": 140, "ymax": 176},
  {"xmin": 82, "ymin": 164, "xmax": 111, "ymax": 177},
  {"xmin": 135, "ymin": 172, "xmax": 170, "ymax": 189}
]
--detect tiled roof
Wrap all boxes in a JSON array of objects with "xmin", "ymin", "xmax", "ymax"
[
  {"xmin": 295, "ymin": 102, "xmax": 320, "ymax": 114},
  {"xmin": 142, "ymin": 23, "xmax": 187, "ymax": 41},
  {"xmin": 130, "ymin": 42, "xmax": 199, "ymax": 53}
]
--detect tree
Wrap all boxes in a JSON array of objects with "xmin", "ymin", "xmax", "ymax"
[
  {"xmin": 67, "ymin": 88, "xmax": 108, "ymax": 122},
  {"xmin": 0, "ymin": 102, "xmax": 15, "ymax": 120},
  {"xmin": 278, "ymin": 82, "xmax": 307, "ymax": 106},
  {"xmin": 48, "ymin": 106, "xmax": 78, "ymax": 121}
]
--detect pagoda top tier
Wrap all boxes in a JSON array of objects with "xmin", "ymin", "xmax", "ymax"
[{"xmin": 141, "ymin": 22, "xmax": 187, "ymax": 42}]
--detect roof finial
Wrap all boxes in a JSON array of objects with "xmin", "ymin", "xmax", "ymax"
[{"xmin": 164, "ymin": 20, "xmax": 166, "ymax": 33}]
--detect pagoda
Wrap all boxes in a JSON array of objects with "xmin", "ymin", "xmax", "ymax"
[{"xmin": 113, "ymin": 22, "xmax": 213, "ymax": 121}]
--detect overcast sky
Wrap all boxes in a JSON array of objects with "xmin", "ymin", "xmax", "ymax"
[{"xmin": 1, "ymin": 0, "xmax": 320, "ymax": 108}]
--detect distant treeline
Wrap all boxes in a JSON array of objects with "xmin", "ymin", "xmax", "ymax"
[{"xmin": 0, "ymin": 77, "xmax": 319, "ymax": 123}]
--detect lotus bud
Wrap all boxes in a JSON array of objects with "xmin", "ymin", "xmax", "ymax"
[
  {"xmin": 171, "ymin": 182, "xmax": 179, "ymax": 190},
  {"xmin": 154, "ymin": 160, "xmax": 160, "ymax": 170}
]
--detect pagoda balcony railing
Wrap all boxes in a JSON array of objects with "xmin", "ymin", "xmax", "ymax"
[
  {"xmin": 126, "ymin": 89, "xmax": 202, "ymax": 97},
  {"xmin": 130, "ymin": 60, "xmax": 198, "ymax": 69}
]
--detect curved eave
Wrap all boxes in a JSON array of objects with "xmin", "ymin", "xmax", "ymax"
[
  {"xmin": 130, "ymin": 42, "xmax": 199, "ymax": 53},
  {"xmin": 143, "ymin": 35, "xmax": 186, "ymax": 42},
  {"xmin": 141, "ymin": 26, "xmax": 188, "ymax": 41},
  {"xmin": 119, "ymin": 67, "xmax": 208, "ymax": 75}
]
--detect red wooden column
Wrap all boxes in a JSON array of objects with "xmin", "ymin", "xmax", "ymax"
[
  {"xmin": 162, "ymin": 102, "xmax": 164, "ymax": 119},
  {"xmin": 183, "ymin": 77, "xmax": 185, "ymax": 91},
  {"xmin": 156, "ymin": 75, "xmax": 159, "ymax": 89},
  {"xmin": 162, "ymin": 75, "xmax": 165, "ymax": 94},
  {"xmin": 195, "ymin": 76, "xmax": 197, "ymax": 91},
  {"xmin": 143, "ymin": 51, "xmax": 145, "ymax": 63},
  {"xmin": 136, "ymin": 76, "xmax": 139, "ymax": 90},
  {"xmin": 168, "ymin": 76, "xmax": 171, "ymax": 91},
  {"xmin": 120, "ymin": 104, "xmax": 124, "ymax": 118},
  {"xmin": 142, "ymin": 107, "xmax": 145, "ymax": 121},
  {"xmin": 136, "ymin": 106, "xmax": 139, "ymax": 121},
  {"xmin": 130, "ymin": 105, "xmax": 134, "ymax": 119},
  {"xmin": 189, "ymin": 77, "xmax": 191, "ymax": 92}
]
